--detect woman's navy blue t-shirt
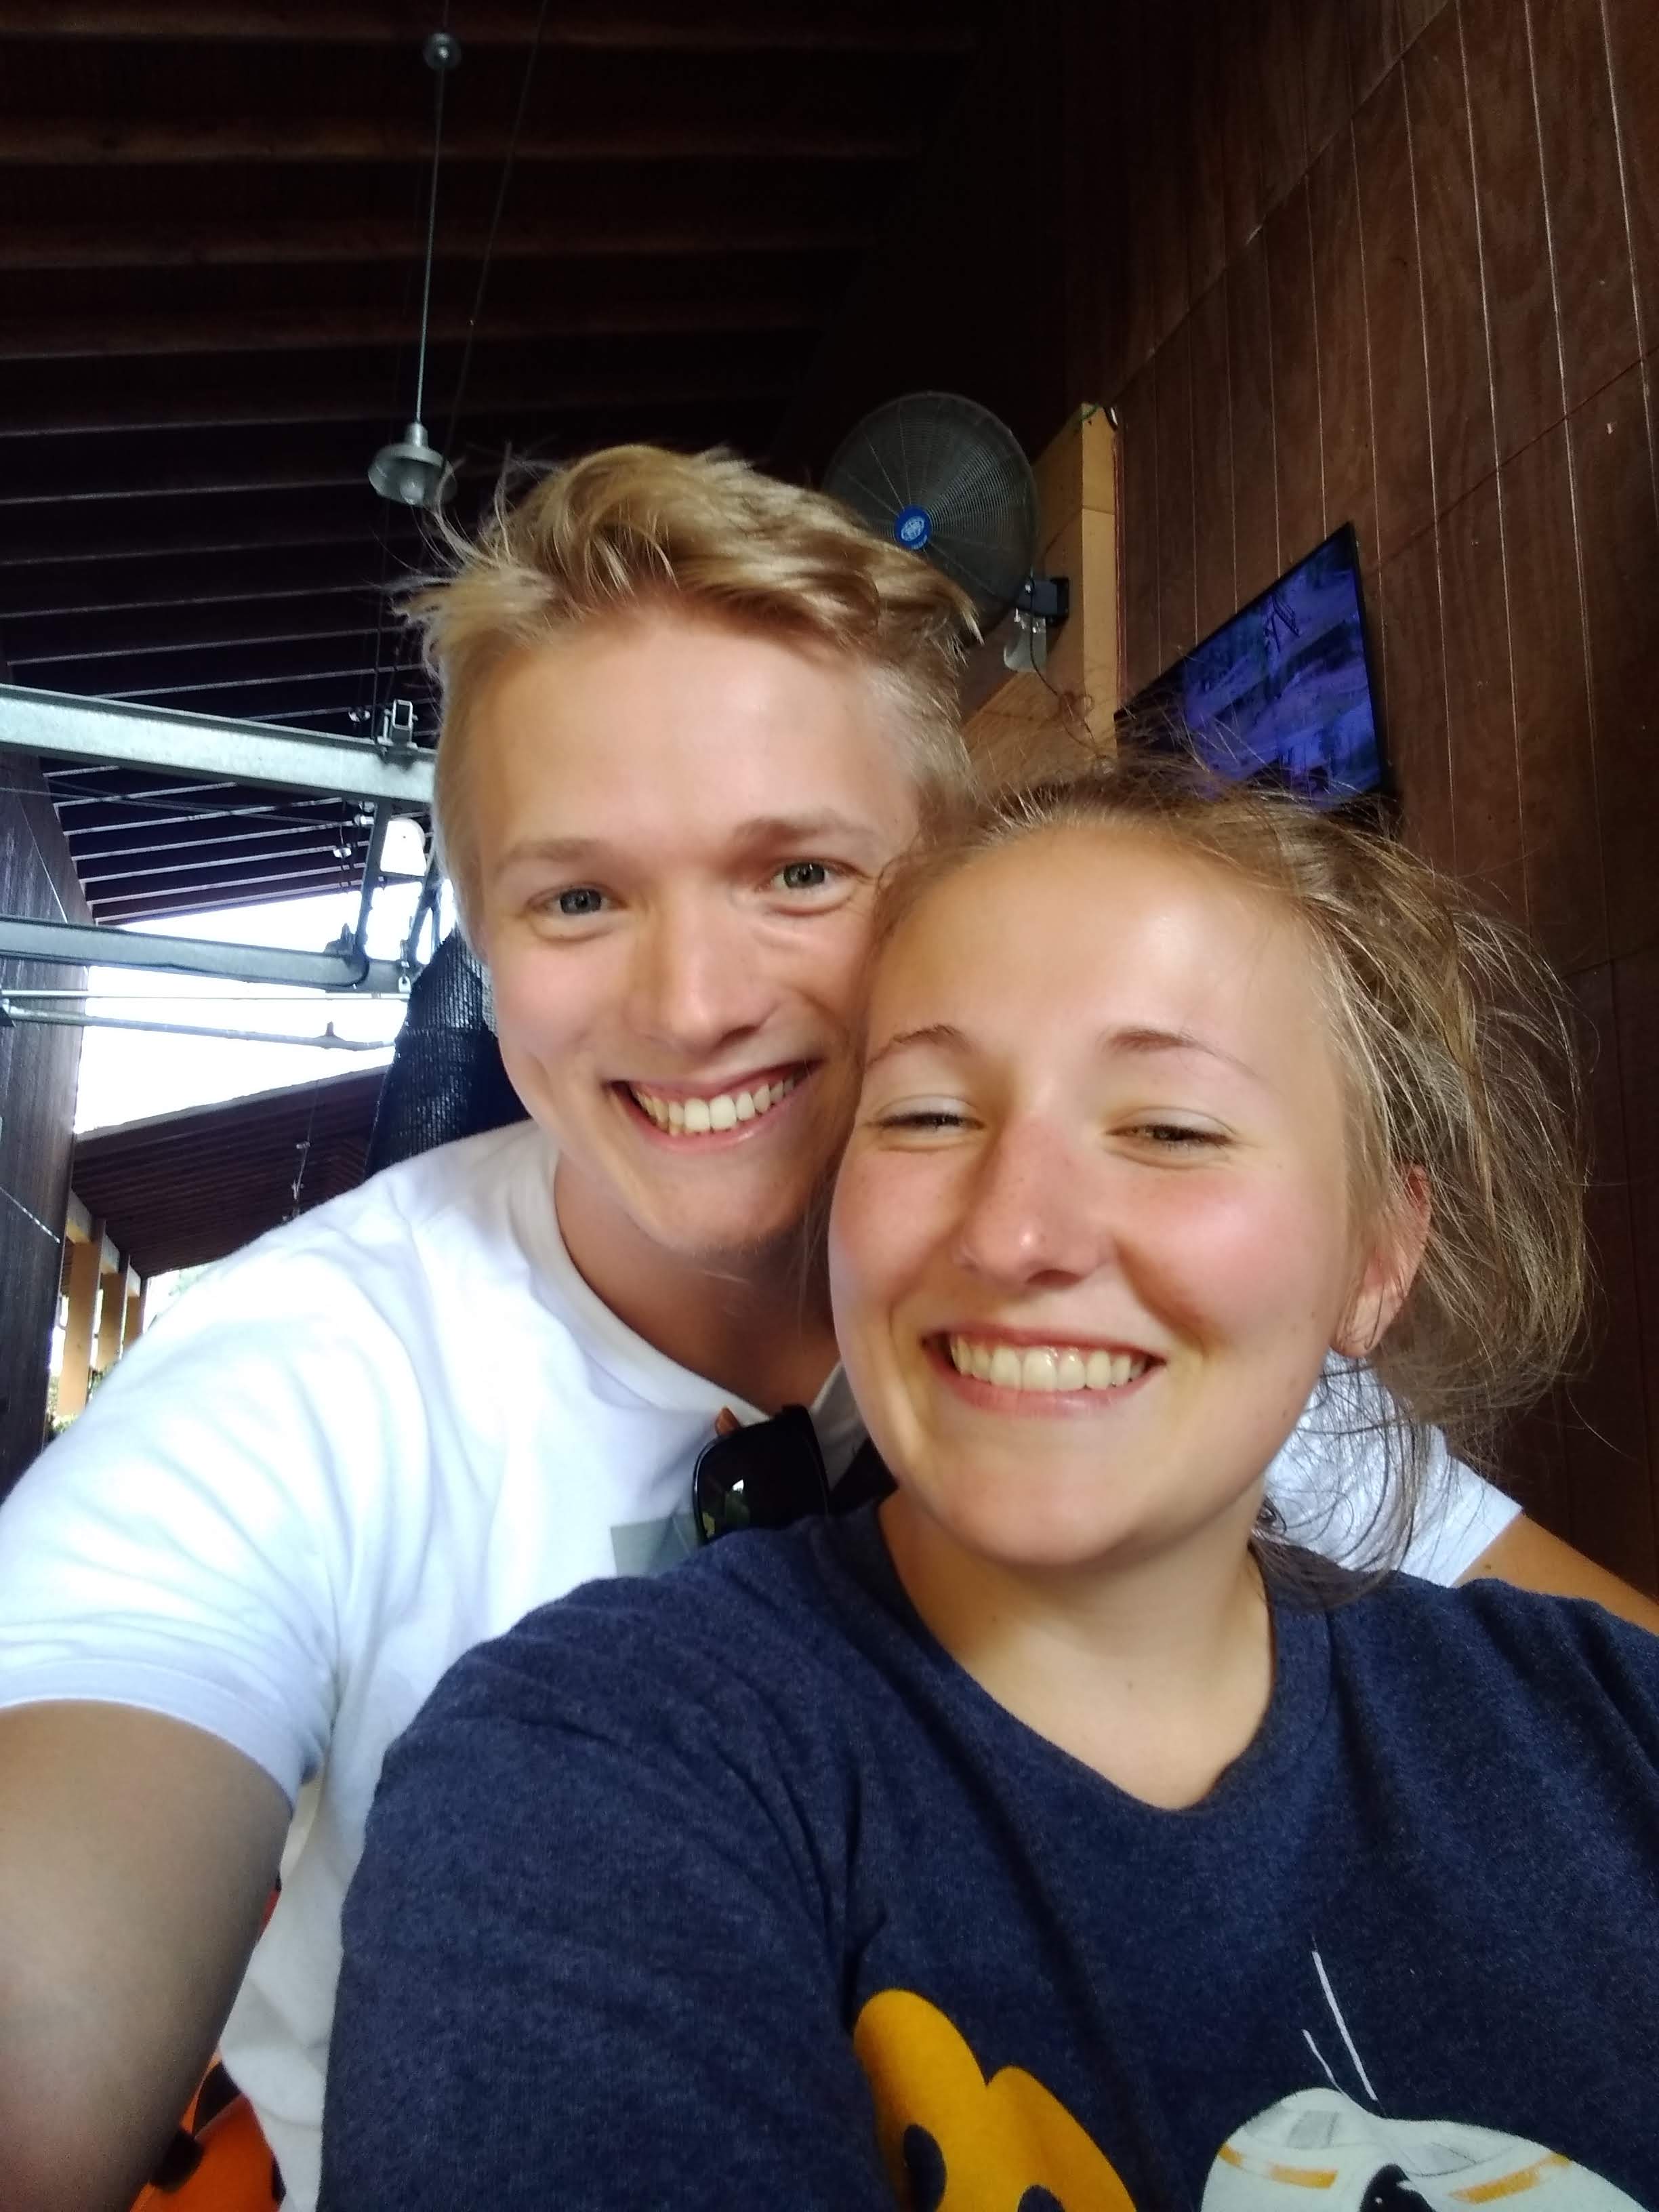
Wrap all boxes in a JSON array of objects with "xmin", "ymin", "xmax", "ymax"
[{"xmin": 323, "ymin": 1511, "xmax": 1659, "ymax": 2211}]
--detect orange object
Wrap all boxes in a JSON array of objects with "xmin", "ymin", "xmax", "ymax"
[{"xmin": 129, "ymin": 2081, "xmax": 280, "ymax": 2212}]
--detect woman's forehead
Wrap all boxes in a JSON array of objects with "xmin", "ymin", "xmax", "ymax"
[{"xmin": 865, "ymin": 825, "xmax": 1324, "ymax": 1073}]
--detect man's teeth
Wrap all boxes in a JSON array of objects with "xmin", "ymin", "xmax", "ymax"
[
  {"xmin": 630, "ymin": 1072, "xmax": 801, "ymax": 1136},
  {"xmin": 946, "ymin": 1338, "xmax": 1149, "ymax": 1393}
]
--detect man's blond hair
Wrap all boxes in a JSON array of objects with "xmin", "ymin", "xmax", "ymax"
[{"xmin": 410, "ymin": 444, "xmax": 978, "ymax": 935}]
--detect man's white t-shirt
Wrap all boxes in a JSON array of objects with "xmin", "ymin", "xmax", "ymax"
[{"xmin": 0, "ymin": 1120, "xmax": 1518, "ymax": 2210}]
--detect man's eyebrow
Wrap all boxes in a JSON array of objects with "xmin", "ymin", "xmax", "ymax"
[
  {"xmin": 727, "ymin": 811, "xmax": 892, "ymax": 854},
  {"xmin": 494, "ymin": 813, "xmax": 889, "ymax": 875}
]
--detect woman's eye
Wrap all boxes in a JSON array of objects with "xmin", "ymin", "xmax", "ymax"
[
  {"xmin": 552, "ymin": 887, "xmax": 606, "ymax": 918},
  {"xmin": 775, "ymin": 859, "xmax": 833, "ymax": 893},
  {"xmin": 1132, "ymin": 1122, "xmax": 1224, "ymax": 1149},
  {"xmin": 876, "ymin": 1107, "xmax": 971, "ymax": 1132}
]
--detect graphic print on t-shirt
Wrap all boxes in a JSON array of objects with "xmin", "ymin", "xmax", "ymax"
[{"xmin": 853, "ymin": 1959, "xmax": 1642, "ymax": 2211}]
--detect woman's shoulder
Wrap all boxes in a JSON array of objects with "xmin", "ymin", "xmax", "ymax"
[
  {"xmin": 403, "ymin": 1515, "xmax": 888, "ymax": 1752},
  {"xmin": 1330, "ymin": 1570, "xmax": 1659, "ymax": 1757}
]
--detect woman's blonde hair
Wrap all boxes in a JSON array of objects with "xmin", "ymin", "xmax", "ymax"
[
  {"xmin": 409, "ymin": 443, "xmax": 979, "ymax": 936},
  {"xmin": 869, "ymin": 745, "xmax": 1589, "ymax": 1580}
]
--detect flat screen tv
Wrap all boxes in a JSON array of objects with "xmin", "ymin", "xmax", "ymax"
[{"xmin": 1126, "ymin": 525, "xmax": 1385, "ymax": 811}]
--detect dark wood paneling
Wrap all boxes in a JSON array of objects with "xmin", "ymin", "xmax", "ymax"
[
  {"xmin": 1604, "ymin": 0, "xmax": 1659, "ymax": 365},
  {"xmin": 1437, "ymin": 472, "xmax": 1523, "ymax": 920},
  {"xmin": 1155, "ymin": 325, "xmax": 1197, "ymax": 663},
  {"xmin": 1615, "ymin": 944, "xmax": 1659, "ymax": 1546},
  {"xmin": 1460, "ymin": 0, "xmax": 1563, "ymax": 466},
  {"xmin": 1301, "ymin": 0, "xmax": 1354, "ymax": 164},
  {"xmin": 1267, "ymin": 182, "xmax": 1324, "ymax": 562},
  {"xmin": 1348, "ymin": 0, "xmax": 1404, "ymax": 106},
  {"xmin": 1398, "ymin": 0, "xmax": 1451, "ymax": 45},
  {"xmin": 1563, "ymin": 964, "xmax": 1657, "ymax": 1592},
  {"xmin": 1147, "ymin": 5, "xmax": 1193, "ymax": 354},
  {"xmin": 1500, "ymin": 422, "xmax": 1607, "ymax": 975},
  {"xmin": 1189, "ymin": 276, "xmax": 1237, "ymax": 640},
  {"xmin": 1310, "ymin": 127, "xmax": 1375, "ymax": 556},
  {"xmin": 1568, "ymin": 361, "xmax": 1659, "ymax": 965},
  {"xmin": 1378, "ymin": 525, "xmax": 1456, "ymax": 873},
  {"xmin": 1118, "ymin": 359, "xmax": 1162, "ymax": 698},
  {"xmin": 1355, "ymin": 70, "xmax": 1435, "ymax": 558},
  {"xmin": 1256, "ymin": 0, "xmax": 1309, "ymax": 215},
  {"xmin": 1405, "ymin": 7, "xmax": 1496, "ymax": 512},
  {"xmin": 1189, "ymin": 0, "xmax": 1233, "ymax": 304},
  {"xmin": 1228, "ymin": 230, "xmax": 1280, "ymax": 602},
  {"xmin": 1220, "ymin": 0, "xmax": 1266, "ymax": 262},
  {"xmin": 1086, "ymin": 0, "xmax": 1659, "ymax": 1581},
  {"xmin": 1528, "ymin": 0, "xmax": 1640, "ymax": 413}
]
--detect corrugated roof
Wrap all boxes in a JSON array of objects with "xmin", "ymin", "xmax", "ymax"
[{"xmin": 70, "ymin": 1063, "xmax": 384, "ymax": 1275}]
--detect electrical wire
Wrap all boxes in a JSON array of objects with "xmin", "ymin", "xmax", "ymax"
[{"xmin": 442, "ymin": 0, "xmax": 552, "ymax": 464}]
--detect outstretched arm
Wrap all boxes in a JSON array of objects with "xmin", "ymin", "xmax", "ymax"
[{"xmin": 0, "ymin": 1704, "xmax": 288, "ymax": 2212}]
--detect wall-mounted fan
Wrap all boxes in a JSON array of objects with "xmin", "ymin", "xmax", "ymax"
[{"xmin": 823, "ymin": 392, "xmax": 1067, "ymax": 665}]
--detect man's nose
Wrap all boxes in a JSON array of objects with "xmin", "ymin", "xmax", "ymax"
[{"xmin": 624, "ymin": 897, "xmax": 775, "ymax": 1056}]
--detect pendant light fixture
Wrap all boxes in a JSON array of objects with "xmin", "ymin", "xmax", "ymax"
[{"xmin": 369, "ymin": 29, "xmax": 462, "ymax": 508}]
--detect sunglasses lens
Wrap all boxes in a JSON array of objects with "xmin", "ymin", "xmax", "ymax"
[{"xmin": 693, "ymin": 1406, "xmax": 830, "ymax": 1544}]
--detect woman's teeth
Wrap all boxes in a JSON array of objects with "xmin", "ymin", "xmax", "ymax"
[
  {"xmin": 630, "ymin": 1072, "xmax": 801, "ymax": 1136},
  {"xmin": 946, "ymin": 1338, "xmax": 1149, "ymax": 1393}
]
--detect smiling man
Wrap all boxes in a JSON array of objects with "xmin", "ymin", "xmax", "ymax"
[{"xmin": 0, "ymin": 444, "xmax": 1649, "ymax": 2212}]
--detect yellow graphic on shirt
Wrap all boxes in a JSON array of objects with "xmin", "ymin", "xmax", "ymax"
[
  {"xmin": 851, "ymin": 1994, "xmax": 1642, "ymax": 2212},
  {"xmin": 852, "ymin": 1987, "xmax": 1135, "ymax": 2209}
]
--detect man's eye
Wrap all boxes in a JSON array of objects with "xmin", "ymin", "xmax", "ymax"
[
  {"xmin": 775, "ymin": 860, "xmax": 832, "ymax": 893},
  {"xmin": 553, "ymin": 887, "xmax": 606, "ymax": 918}
]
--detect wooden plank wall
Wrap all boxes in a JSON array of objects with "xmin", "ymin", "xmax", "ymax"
[
  {"xmin": 1065, "ymin": 0, "xmax": 1659, "ymax": 1589},
  {"xmin": 0, "ymin": 760, "xmax": 87, "ymax": 1498}
]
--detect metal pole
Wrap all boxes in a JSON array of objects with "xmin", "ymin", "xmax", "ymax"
[
  {"xmin": 0, "ymin": 684, "xmax": 434, "ymax": 808},
  {"xmin": 0, "ymin": 1006, "xmax": 390, "ymax": 1050},
  {"xmin": 0, "ymin": 913, "xmax": 408, "ymax": 994}
]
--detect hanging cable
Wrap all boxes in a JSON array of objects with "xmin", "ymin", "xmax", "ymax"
[{"xmin": 442, "ymin": 0, "xmax": 552, "ymax": 464}]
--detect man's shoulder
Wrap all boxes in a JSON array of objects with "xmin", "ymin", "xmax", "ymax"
[{"xmin": 163, "ymin": 1120, "xmax": 546, "ymax": 1328}]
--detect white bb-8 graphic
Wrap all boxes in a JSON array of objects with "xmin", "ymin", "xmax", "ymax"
[{"xmin": 1205, "ymin": 2087, "xmax": 1643, "ymax": 2209}]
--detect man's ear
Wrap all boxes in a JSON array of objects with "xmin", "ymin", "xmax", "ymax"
[{"xmin": 1334, "ymin": 1166, "xmax": 1431, "ymax": 1358}]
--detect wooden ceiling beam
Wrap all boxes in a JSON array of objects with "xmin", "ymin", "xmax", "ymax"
[
  {"xmin": 0, "ymin": 549, "xmax": 415, "ymax": 621},
  {"xmin": 7, "ymin": 596, "xmax": 392, "ymax": 663},
  {"xmin": 0, "ymin": 297, "xmax": 825, "ymax": 362},
  {"xmin": 0, "ymin": 350, "xmax": 804, "ymax": 436},
  {"xmin": 0, "ymin": 215, "xmax": 865, "ymax": 273},
  {"xmin": 0, "ymin": 1, "xmax": 977, "ymax": 51},
  {"xmin": 0, "ymin": 118, "xmax": 906, "ymax": 166},
  {"xmin": 14, "ymin": 620, "xmax": 388, "ymax": 676},
  {"xmin": 0, "ymin": 487, "xmax": 436, "ymax": 566}
]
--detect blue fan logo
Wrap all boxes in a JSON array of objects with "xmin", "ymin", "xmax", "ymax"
[{"xmin": 894, "ymin": 504, "xmax": 932, "ymax": 550}]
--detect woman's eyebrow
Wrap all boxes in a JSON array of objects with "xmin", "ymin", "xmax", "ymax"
[
  {"xmin": 863, "ymin": 1022, "xmax": 970, "ymax": 1075},
  {"xmin": 1103, "ymin": 1025, "xmax": 1263, "ymax": 1083}
]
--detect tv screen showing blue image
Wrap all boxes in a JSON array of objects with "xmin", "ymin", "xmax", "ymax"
[{"xmin": 1130, "ymin": 526, "xmax": 1384, "ymax": 811}]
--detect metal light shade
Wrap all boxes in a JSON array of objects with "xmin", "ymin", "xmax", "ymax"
[{"xmin": 369, "ymin": 420, "xmax": 450, "ymax": 508}]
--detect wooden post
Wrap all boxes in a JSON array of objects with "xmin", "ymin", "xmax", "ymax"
[
  {"xmin": 123, "ymin": 1277, "xmax": 148, "ymax": 1351},
  {"xmin": 962, "ymin": 404, "xmax": 1120, "ymax": 790},
  {"xmin": 95, "ymin": 1254, "xmax": 128, "ymax": 1374},
  {"xmin": 58, "ymin": 1229, "xmax": 103, "ymax": 1420}
]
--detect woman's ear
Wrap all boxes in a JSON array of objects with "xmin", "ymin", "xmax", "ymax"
[{"xmin": 1333, "ymin": 1166, "xmax": 1431, "ymax": 1358}]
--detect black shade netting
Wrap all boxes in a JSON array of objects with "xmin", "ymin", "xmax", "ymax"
[{"xmin": 364, "ymin": 931, "xmax": 529, "ymax": 1176}]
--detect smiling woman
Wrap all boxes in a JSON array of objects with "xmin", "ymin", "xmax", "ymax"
[{"xmin": 323, "ymin": 753, "xmax": 1659, "ymax": 2212}]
